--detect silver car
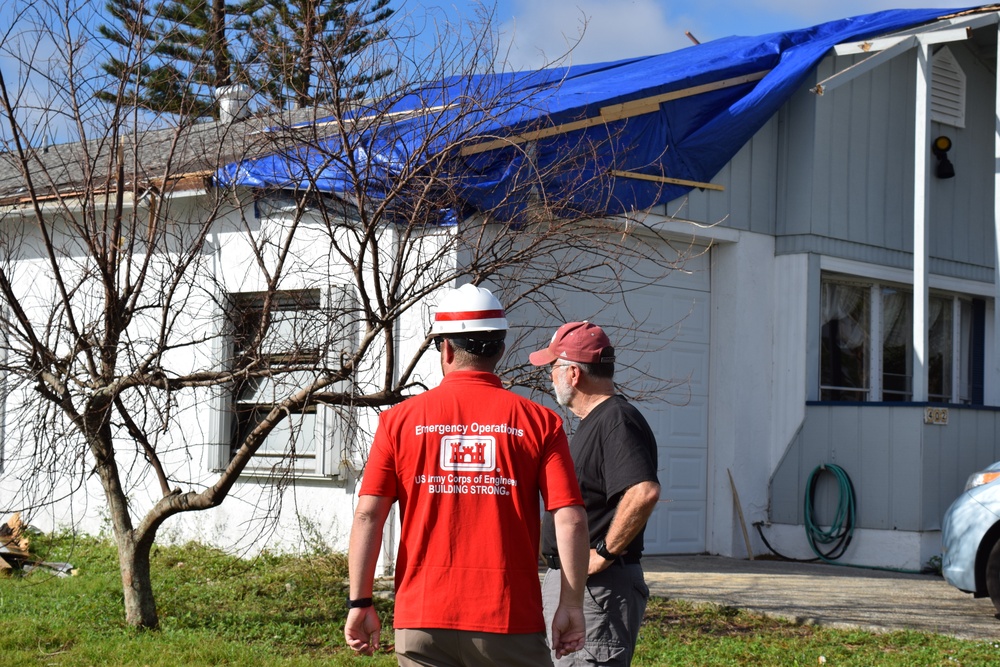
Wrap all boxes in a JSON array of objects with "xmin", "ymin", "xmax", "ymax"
[{"xmin": 941, "ymin": 460, "xmax": 1000, "ymax": 617}]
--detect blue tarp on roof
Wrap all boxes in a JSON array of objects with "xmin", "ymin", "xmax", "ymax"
[{"xmin": 217, "ymin": 6, "xmax": 976, "ymax": 219}]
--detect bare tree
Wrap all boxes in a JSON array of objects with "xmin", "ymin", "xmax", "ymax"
[{"xmin": 0, "ymin": 0, "xmax": 693, "ymax": 629}]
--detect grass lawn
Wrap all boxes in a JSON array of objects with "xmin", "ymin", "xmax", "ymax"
[{"xmin": 2, "ymin": 534, "xmax": 999, "ymax": 666}]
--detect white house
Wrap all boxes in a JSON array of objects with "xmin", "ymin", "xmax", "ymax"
[{"xmin": 4, "ymin": 5, "xmax": 1000, "ymax": 574}]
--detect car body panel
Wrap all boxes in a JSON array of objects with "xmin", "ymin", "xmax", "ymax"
[{"xmin": 942, "ymin": 462, "xmax": 1000, "ymax": 595}]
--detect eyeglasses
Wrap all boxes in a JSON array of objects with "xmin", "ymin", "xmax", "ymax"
[{"xmin": 551, "ymin": 363, "xmax": 575, "ymax": 375}]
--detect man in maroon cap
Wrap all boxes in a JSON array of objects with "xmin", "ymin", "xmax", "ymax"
[{"xmin": 530, "ymin": 322, "xmax": 661, "ymax": 666}]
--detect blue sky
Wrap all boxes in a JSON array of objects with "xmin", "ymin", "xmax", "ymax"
[
  {"xmin": 0, "ymin": 0, "xmax": 981, "ymax": 144},
  {"xmin": 418, "ymin": 1, "xmax": 979, "ymax": 69}
]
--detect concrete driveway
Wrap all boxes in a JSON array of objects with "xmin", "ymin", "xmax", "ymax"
[{"xmin": 642, "ymin": 555, "xmax": 1000, "ymax": 642}]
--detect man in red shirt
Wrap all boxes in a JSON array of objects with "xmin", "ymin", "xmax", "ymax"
[{"xmin": 345, "ymin": 284, "xmax": 590, "ymax": 666}]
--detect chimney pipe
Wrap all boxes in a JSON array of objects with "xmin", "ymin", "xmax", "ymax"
[{"xmin": 216, "ymin": 84, "xmax": 251, "ymax": 123}]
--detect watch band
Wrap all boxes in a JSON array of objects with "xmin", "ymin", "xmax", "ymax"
[
  {"xmin": 595, "ymin": 538, "xmax": 618, "ymax": 561},
  {"xmin": 347, "ymin": 597, "xmax": 374, "ymax": 609}
]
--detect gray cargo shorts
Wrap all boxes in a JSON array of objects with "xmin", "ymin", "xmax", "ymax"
[{"xmin": 542, "ymin": 561, "xmax": 650, "ymax": 666}]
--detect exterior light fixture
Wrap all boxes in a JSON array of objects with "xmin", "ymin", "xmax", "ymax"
[{"xmin": 932, "ymin": 135, "xmax": 955, "ymax": 179}]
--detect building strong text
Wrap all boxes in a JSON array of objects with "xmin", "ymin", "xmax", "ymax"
[
  {"xmin": 413, "ymin": 472, "xmax": 519, "ymax": 496},
  {"xmin": 415, "ymin": 422, "xmax": 525, "ymax": 437}
]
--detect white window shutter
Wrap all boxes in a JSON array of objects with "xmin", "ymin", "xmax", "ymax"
[
  {"xmin": 207, "ymin": 297, "xmax": 233, "ymax": 472},
  {"xmin": 0, "ymin": 324, "xmax": 6, "ymax": 474},
  {"xmin": 207, "ymin": 387, "xmax": 233, "ymax": 472},
  {"xmin": 317, "ymin": 404, "xmax": 359, "ymax": 477},
  {"xmin": 931, "ymin": 47, "xmax": 965, "ymax": 129},
  {"xmin": 316, "ymin": 284, "xmax": 360, "ymax": 478}
]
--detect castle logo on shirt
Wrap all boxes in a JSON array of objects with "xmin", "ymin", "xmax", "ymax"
[{"xmin": 440, "ymin": 435, "xmax": 496, "ymax": 472}]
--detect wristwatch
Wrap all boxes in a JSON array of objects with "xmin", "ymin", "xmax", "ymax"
[
  {"xmin": 347, "ymin": 597, "xmax": 373, "ymax": 609},
  {"xmin": 595, "ymin": 538, "xmax": 618, "ymax": 561}
]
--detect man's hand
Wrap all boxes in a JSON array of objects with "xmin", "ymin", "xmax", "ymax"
[
  {"xmin": 344, "ymin": 606, "xmax": 381, "ymax": 656},
  {"xmin": 588, "ymin": 548, "xmax": 614, "ymax": 576},
  {"xmin": 550, "ymin": 603, "xmax": 586, "ymax": 658}
]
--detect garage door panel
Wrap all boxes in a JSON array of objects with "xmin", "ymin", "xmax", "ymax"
[
  {"xmin": 663, "ymin": 343, "xmax": 710, "ymax": 396},
  {"xmin": 665, "ymin": 294, "xmax": 710, "ymax": 343},
  {"xmin": 621, "ymin": 260, "xmax": 711, "ymax": 555},
  {"xmin": 642, "ymin": 344, "xmax": 708, "ymax": 398},
  {"xmin": 646, "ymin": 395, "xmax": 707, "ymax": 448},
  {"xmin": 659, "ymin": 447, "xmax": 707, "ymax": 501},
  {"xmin": 650, "ymin": 251, "xmax": 711, "ymax": 291},
  {"xmin": 644, "ymin": 501, "xmax": 706, "ymax": 554},
  {"xmin": 624, "ymin": 292, "xmax": 708, "ymax": 346}
]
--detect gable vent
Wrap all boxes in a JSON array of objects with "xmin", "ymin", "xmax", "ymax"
[{"xmin": 931, "ymin": 47, "xmax": 965, "ymax": 129}]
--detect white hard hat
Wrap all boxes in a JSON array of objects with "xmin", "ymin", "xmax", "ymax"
[{"xmin": 430, "ymin": 283, "xmax": 508, "ymax": 335}]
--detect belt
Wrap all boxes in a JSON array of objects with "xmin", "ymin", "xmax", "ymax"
[{"xmin": 544, "ymin": 553, "xmax": 641, "ymax": 570}]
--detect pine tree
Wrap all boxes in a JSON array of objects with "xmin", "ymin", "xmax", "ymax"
[
  {"xmin": 97, "ymin": 0, "xmax": 255, "ymax": 119},
  {"xmin": 246, "ymin": 0, "xmax": 394, "ymax": 110},
  {"xmin": 97, "ymin": 0, "xmax": 395, "ymax": 118},
  {"xmin": 96, "ymin": 0, "xmax": 197, "ymax": 116}
]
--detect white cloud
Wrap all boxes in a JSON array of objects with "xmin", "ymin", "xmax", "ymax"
[
  {"xmin": 493, "ymin": 0, "xmax": 980, "ymax": 70},
  {"xmin": 497, "ymin": 0, "xmax": 694, "ymax": 70},
  {"xmin": 746, "ymin": 0, "xmax": 974, "ymax": 26}
]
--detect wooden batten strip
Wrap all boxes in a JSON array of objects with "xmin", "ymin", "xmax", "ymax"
[
  {"xmin": 0, "ymin": 171, "xmax": 213, "ymax": 206},
  {"xmin": 459, "ymin": 116, "xmax": 608, "ymax": 155},
  {"xmin": 609, "ymin": 169, "xmax": 724, "ymax": 192},
  {"xmin": 598, "ymin": 70, "xmax": 770, "ymax": 121},
  {"xmin": 459, "ymin": 69, "xmax": 770, "ymax": 156}
]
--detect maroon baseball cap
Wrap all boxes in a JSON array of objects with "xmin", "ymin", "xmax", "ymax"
[{"xmin": 529, "ymin": 321, "xmax": 616, "ymax": 366}]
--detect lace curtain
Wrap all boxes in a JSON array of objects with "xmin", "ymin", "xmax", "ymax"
[{"xmin": 821, "ymin": 282, "xmax": 868, "ymax": 352}]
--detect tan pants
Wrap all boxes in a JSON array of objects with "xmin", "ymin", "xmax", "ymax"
[{"xmin": 395, "ymin": 627, "xmax": 553, "ymax": 667}]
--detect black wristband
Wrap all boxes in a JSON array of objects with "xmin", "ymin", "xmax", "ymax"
[
  {"xmin": 347, "ymin": 597, "xmax": 373, "ymax": 609},
  {"xmin": 595, "ymin": 538, "xmax": 618, "ymax": 561}
]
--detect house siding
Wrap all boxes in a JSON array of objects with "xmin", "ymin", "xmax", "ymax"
[
  {"xmin": 770, "ymin": 404, "xmax": 1000, "ymax": 534},
  {"xmin": 681, "ymin": 26, "xmax": 1000, "ymax": 565},
  {"xmin": 662, "ymin": 115, "xmax": 780, "ymax": 235},
  {"xmin": 775, "ymin": 42, "xmax": 997, "ymax": 276}
]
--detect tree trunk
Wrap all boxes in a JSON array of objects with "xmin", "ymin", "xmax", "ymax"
[
  {"xmin": 213, "ymin": 0, "xmax": 231, "ymax": 87},
  {"xmin": 118, "ymin": 531, "xmax": 159, "ymax": 629},
  {"xmin": 89, "ymin": 425, "xmax": 161, "ymax": 630}
]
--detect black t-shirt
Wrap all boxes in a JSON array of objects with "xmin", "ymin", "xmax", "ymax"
[{"xmin": 542, "ymin": 395, "xmax": 659, "ymax": 557}]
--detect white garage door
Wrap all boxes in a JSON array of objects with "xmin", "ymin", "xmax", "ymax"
[{"xmin": 615, "ymin": 248, "xmax": 711, "ymax": 555}]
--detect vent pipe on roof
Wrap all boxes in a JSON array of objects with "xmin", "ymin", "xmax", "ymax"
[{"xmin": 216, "ymin": 84, "xmax": 251, "ymax": 123}]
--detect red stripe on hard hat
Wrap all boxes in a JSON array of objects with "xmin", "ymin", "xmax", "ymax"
[{"xmin": 435, "ymin": 309, "xmax": 505, "ymax": 321}]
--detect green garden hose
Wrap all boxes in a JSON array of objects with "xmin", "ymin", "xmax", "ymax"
[
  {"xmin": 754, "ymin": 464, "xmax": 926, "ymax": 573},
  {"xmin": 801, "ymin": 463, "xmax": 925, "ymax": 574},
  {"xmin": 804, "ymin": 463, "xmax": 856, "ymax": 562}
]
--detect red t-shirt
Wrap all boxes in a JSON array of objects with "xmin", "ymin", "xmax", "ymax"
[{"xmin": 360, "ymin": 370, "xmax": 583, "ymax": 633}]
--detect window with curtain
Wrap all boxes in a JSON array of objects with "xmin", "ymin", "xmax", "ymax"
[
  {"xmin": 880, "ymin": 287, "xmax": 911, "ymax": 401},
  {"xmin": 820, "ymin": 275, "xmax": 983, "ymax": 404},
  {"xmin": 820, "ymin": 281, "xmax": 870, "ymax": 401},
  {"xmin": 928, "ymin": 294, "xmax": 953, "ymax": 402}
]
